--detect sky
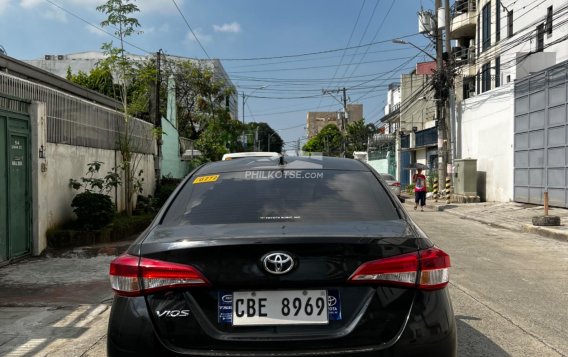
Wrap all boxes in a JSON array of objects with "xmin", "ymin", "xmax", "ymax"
[{"xmin": 0, "ymin": 0, "xmax": 438, "ymax": 151}]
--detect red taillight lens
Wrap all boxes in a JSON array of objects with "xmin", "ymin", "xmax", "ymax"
[
  {"xmin": 109, "ymin": 254, "xmax": 210, "ymax": 296},
  {"xmin": 418, "ymin": 247, "xmax": 451, "ymax": 290},
  {"xmin": 391, "ymin": 182, "xmax": 401, "ymax": 187},
  {"xmin": 348, "ymin": 247, "xmax": 450, "ymax": 290}
]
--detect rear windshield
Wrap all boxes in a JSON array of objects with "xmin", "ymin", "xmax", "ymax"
[
  {"xmin": 161, "ymin": 170, "xmax": 399, "ymax": 225},
  {"xmin": 381, "ymin": 174, "xmax": 396, "ymax": 181}
]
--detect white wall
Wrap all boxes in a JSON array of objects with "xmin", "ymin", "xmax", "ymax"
[
  {"xmin": 31, "ymin": 102, "xmax": 156, "ymax": 254},
  {"xmin": 478, "ymin": 0, "xmax": 568, "ymax": 85},
  {"xmin": 459, "ymin": 84, "xmax": 515, "ymax": 202}
]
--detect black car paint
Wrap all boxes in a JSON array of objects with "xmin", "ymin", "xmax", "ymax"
[
  {"xmin": 108, "ymin": 289, "xmax": 456, "ymax": 356},
  {"xmin": 108, "ymin": 157, "xmax": 456, "ymax": 356}
]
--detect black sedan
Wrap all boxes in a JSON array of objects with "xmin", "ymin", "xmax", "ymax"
[{"xmin": 107, "ymin": 156, "xmax": 456, "ymax": 356}]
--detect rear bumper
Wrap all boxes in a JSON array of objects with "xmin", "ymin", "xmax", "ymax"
[{"xmin": 107, "ymin": 289, "xmax": 456, "ymax": 357}]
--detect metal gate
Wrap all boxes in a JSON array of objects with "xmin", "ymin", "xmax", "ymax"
[
  {"xmin": 0, "ymin": 95, "xmax": 32, "ymax": 263},
  {"xmin": 514, "ymin": 61, "xmax": 568, "ymax": 207}
]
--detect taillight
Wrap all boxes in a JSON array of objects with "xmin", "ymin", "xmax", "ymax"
[
  {"xmin": 348, "ymin": 247, "xmax": 450, "ymax": 290},
  {"xmin": 391, "ymin": 182, "xmax": 401, "ymax": 187},
  {"xmin": 109, "ymin": 254, "xmax": 210, "ymax": 296},
  {"xmin": 418, "ymin": 248, "xmax": 451, "ymax": 290}
]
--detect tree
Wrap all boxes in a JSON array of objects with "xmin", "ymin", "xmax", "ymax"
[
  {"xmin": 245, "ymin": 122, "xmax": 283, "ymax": 153},
  {"xmin": 66, "ymin": 65, "xmax": 116, "ymax": 99},
  {"xmin": 160, "ymin": 59, "xmax": 243, "ymax": 161},
  {"xmin": 97, "ymin": 0, "xmax": 143, "ymax": 216},
  {"xmin": 302, "ymin": 124, "xmax": 343, "ymax": 156},
  {"xmin": 163, "ymin": 60, "xmax": 234, "ymax": 141},
  {"xmin": 346, "ymin": 119, "xmax": 376, "ymax": 154}
]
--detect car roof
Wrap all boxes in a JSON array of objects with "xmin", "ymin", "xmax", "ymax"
[
  {"xmin": 221, "ymin": 152, "xmax": 280, "ymax": 160},
  {"xmin": 198, "ymin": 156, "xmax": 371, "ymax": 175}
]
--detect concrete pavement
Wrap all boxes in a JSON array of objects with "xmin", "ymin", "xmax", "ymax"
[
  {"xmin": 1, "ymin": 199, "xmax": 567, "ymax": 356},
  {"xmin": 404, "ymin": 198, "xmax": 568, "ymax": 242}
]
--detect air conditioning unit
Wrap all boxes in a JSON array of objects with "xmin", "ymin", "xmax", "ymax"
[
  {"xmin": 44, "ymin": 55, "xmax": 52, "ymax": 60},
  {"xmin": 57, "ymin": 55, "xmax": 65, "ymax": 60}
]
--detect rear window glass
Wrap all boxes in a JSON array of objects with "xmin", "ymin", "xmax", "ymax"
[
  {"xmin": 161, "ymin": 170, "xmax": 399, "ymax": 225},
  {"xmin": 381, "ymin": 174, "xmax": 396, "ymax": 181}
]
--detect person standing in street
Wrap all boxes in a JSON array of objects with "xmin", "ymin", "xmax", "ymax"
[{"xmin": 413, "ymin": 168, "xmax": 427, "ymax": 211}]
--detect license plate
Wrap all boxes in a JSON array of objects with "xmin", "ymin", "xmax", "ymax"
[{"xmin": 231, "ymin": 290, "xmax": 328, "ymax": 326}]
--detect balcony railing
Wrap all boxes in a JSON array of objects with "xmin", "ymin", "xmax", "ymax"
[
  {"xmin": 415, "ymin": 127, "xmax": 437, "ymax": 147},
  {"xmin": 452, "ymin": 46, "xmax": 476, "ymax": 65},
  {"xmin": 452, "ymin": 0, "xmax": 476, "ymax": 16}
]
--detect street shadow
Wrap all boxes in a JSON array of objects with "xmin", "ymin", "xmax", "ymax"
[
  {"xmin": 455, "ymin": 315, "xmax": 510, "ymax": 357},
  {"xmin": 0, "ymin": 303, "xmax": 108, "ymax": 356}
]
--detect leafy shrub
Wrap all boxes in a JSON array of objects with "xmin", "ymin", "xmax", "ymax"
[
  {"xmin": 153, "ymin": 183, "xmax": 179, "ymax": 210},
  {"xmin": 71, "ymin": 191, "xmax": 115, "ymax": 230}
]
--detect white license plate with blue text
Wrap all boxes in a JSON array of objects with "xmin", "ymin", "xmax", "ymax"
[{"xmin": 232, "ymin": 290, "xmax": 328, "ymax": 326}]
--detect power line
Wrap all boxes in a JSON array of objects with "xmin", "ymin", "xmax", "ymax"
[
  {"xmin": 171, "ymin": 0, "xmax": 211, "ymax": 59},
  {"xmin": 340, "ymin": 0, "xmax": 381, "ymax": 78},
  {"xmin": 167, "ymin": 32, "xmax": 421, "ymax": 62},
  {"xmin": 348, "ymin": 0, "xmax": 396, "ymax": 78},
  {"xmin": 316, "ymin": 0, "xmax": 367, "ymax": 112},
  {"xmin": 43, "ymin": 0, "xmax": 152, "ymax": 55}
]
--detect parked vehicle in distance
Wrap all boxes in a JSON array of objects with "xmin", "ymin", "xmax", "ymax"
[
  {"xmin": 107, "ymin": 156, "xmax": 456, "ymax": 357},
  {"xmin": 222, "ymin": 151, "xmax": 281, "ymax": 160},
  {"xmin": 380, "ymin": 173, "xmax": 403, "ymax": 198}
]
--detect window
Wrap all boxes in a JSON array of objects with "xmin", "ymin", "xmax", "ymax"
[
  {"xmin": 495, "ymin": 57, "xmax": 501, "ymax": 88},
  {"xmin": 162, "ymin": 170, "xmax": 399, "ymax": 226},
  {"xmin": 477, "ymin": 13, "xmax": 481, "ymax": 55},
  {"xmin": 508, "ymin": 10, "xmax": 513, "ymax": 37},
  {"xmin": 477, "ymin": 70, "xmax": 481, "ymax": 94},
  {"xmin": 496, "ymin": 0, "xmax": 501, "ymax": 41},
  {"xmin": 546, "ymin": 6, "xmax": 553, "ymax": 35},
  {"xmin": 482, "ymin": 2, "xmax": 492, "ymax": 51},
  {"xmin": 482, "ymin": 62, "xmax": 491, "ymax": 93},
  {"xmin": 536, "ymin": 24, "xmax": 545, "ymax": 52}
]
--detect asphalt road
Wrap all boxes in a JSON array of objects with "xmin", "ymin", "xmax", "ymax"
[
  {"xmin": 408, "ymin": 208, "xmax": 568, "ymax": 357},
  {"xmin": 1, "ymin": 209, "xmax": 567, "ymax": 356}
]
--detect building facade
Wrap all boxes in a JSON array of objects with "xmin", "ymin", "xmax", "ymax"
[
  {"xmin": 306, "ymin": 103, "xmax": 363, "ymax": 138},
  {"xmin": 451, "ymin": 0, "xmax": 568, "ymax": 202},
  {"xmin": 24, "ymin": 52, "xmax": 239, "ymax": 121}
]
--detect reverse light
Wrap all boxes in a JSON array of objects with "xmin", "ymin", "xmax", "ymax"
[
  {"xmin": 109, "ymin": 254, "xmax": 210, "ymax": 296},
  {"xmin": 348, "ymin": 247, "xmax": 450, "ymax": 290}
]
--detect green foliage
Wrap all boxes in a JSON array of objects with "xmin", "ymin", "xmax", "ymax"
[
  {"xmin": 69, "ymin": 162, "xmax": 119, "ymax": 229},
  {"xmin": 71, "ymin": 191, "xmax": 115, "ymax": 230},
  {"xmin": 162, "ymin": 59, "xmax": 238, "ymax": 161},
  {"xmin": 153, "ymin": 178, "xmax": 182, "ymax": 209},
  {"xmin": 302, "ymin": 124, "xmax": 343, "ymax": 156},
  {"xmin": 97, "ymin": 0, "xmax": 144, "ymax": 216},
  {"xmin": 66, "ymin": 65, "xmax": 116, "ymax": 99},
  {"xmin": 244, "ymin": 122, "xmax": 284, "ymax": 153},
  {"xmin": 346, "ymin": 119, "xmax": 376, "ymax": 154},
  {"xmin": 69, "ymin": 161, "xmax": 121, "ymax": 194}
]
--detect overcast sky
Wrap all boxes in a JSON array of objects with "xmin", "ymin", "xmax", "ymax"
[{"xmin": 0, "ymin": 0, "xmax": 437, "ymax": 148}]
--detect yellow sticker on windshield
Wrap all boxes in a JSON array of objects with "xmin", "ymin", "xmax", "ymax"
[{"xmin": 193, "ymin": 175, "xmax": 220, "ymax": 184}]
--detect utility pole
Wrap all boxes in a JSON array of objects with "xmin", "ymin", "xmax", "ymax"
[
  {"xmin": 445, "ymin": 0, "xmax": 456, "ymax": 166},
  {"xmin": 322, "ymin": 87, "xmax": 348, "ymax": 157},
  {"xmin": 435, "ymin": 0, "xmax": 447, "ymax": 190},
  {"xmin": 151, "ymin": 50, "xmax": 162, "ymax": 192}
]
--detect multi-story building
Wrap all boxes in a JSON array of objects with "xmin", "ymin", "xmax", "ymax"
[
  {"xmin": 379, "ymin": 63, "xmax": 438, "ymax": 186},
  {"xmin": 450, "ymin": 0, "xmax": 568, "ymax": 203},
  {"xmin": 306, "ymin": 103, "xmax": 363, "ymax": 138},
  {"xmin": 24, "ymin": 52, "xmax": 239, "ymax": 120}
]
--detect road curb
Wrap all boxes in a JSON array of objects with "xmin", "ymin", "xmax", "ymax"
[
  {"xmin": 521, "ymin": 224, "xmax": 568, "ymax": 242},
  {"xmin": 438, "ymin": 208, "xmax": 568, "ymax": 242}
]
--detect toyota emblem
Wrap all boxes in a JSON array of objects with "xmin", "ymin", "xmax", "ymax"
[{"xmin": 262, "ymin": 252, "xmax": 295, "ymax": 275}]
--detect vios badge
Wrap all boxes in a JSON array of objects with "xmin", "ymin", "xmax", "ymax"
[{"xmin": 262, "ymin": 252, "xmax": 295, "ymax": 275}]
